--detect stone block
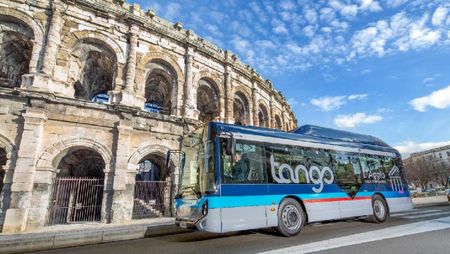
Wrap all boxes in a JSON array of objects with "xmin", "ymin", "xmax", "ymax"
[
  {"xmin": 53, "ymin": 229, "xmax": 103, "ymax": 249},
  {"xmin": 2, "ymin": 208, "xmax": 28, "ymax": 233}
]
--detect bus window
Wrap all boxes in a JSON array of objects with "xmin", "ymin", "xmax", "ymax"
[
  {"xmin": 268, "ymin": 145, "xmax": 308, "ymax": 183},
  {"xmin": 331, "ymin": 151, "xmax": 361, "ymax": 196},
  {"xmin": 222, "ymin": 139, "xmax": 267, "ymax": 184},
  {"xmin": 383, "ymin": 156, "xmax": 396, "ymax": 176},
  {"xmin": 360, "ymin": 155, "xmax": 386, "ymax": 184}
]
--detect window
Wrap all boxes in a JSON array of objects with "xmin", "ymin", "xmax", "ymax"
[
  {"xmin": 332, "ymin": 152, "xmax": 362, "ymax": 184},
  {"xmin": 360, "ymin": 155, "xmax": 386, "ymax": 184},
  {"xmin": 439, "ymin": 153, "xmax": 442, "ymax": 159},
  {"xmin": 446, "ymin": 151, "xmax": 450, "ymax": 157},
  {"xmin": 383, "ymin": 156, "xmax": 396, "ymax": 176},
  {"xmin": 222, "ymin": 139, "xmax": 267, "ymax": 184},
  {"xmin": 268, "ymin": 145, "xmax": 311, "ymax": 183}
]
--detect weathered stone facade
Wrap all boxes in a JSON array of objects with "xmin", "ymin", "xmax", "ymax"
[{"xmin": 0, "ymin": 0, "xmax": 297, "ymax": 233}]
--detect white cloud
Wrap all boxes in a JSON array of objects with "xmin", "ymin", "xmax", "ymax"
[
  {"xmin": 410, "ymin": 85, "xmax": 450, "ymax": 112},
  {"xmin": 165, "ymin": 3, "xmax": 181, "ymax": 21},
  {"xmin": 287, "ymin": 98, "xmax": 299, "ymax": 106},
  {"xmin": 311, "ymin": 96, "xmax": 347, "ymax": 111},
  {"xmin": 394, "ymin": 140, "xmax": 450, "ymax": 158},
  {"xmin": 280, "ymin": 0, "xmax": 296, "ymax": 11},
  {"xmin": 386, "ymin": 0, "xmax": 408, "ymax": 8},
  {"xmin": 334, "ymin": 113, "xmax": 382, "ymax": 128},
  {"xmin": 348, "ymin": 93, "xmax": 368, "ymax": 100},
  {"xmin": 310, "ymin": 94, "xmax": 367, "ymax": 111},
  {"xmin": 304, "ymin": 7, "xmax": 318, "ymax": 24},
  {"xmin": 272, "ymin": 19, "xmax": 288, "ymax": 34},
  {"xmin": 359, "ymin": 0, "xmax": 382, "ymax": 12},
  {"xmin": 340, "ymin": 4, "xmax": 358, "ymax": 17},
  {"xmin": 432, "ymin": 6, "xmax": 448, "ymax": 26},
  {"xmin": 422, "ymin": 77, "xmax": 434, "ymax": 84}
]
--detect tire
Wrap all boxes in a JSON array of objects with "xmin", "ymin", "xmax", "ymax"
[
  {"xmin": 277, "ymin": 198, "xmax": 305, "ymax": 237},
  {"xmin": 368, "ymin": 195, "xmax": 388, "ymax": 223}
]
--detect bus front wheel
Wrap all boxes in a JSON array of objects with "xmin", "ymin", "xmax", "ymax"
[
  {"xmin": 368, "ymin": 195, "xmax": 388, "ymax": 223},
  {"xmin": 277, "ymin": 198, "xmax": 305, "ymax": 237}
]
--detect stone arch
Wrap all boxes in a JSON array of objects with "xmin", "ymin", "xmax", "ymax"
[
  {"xmin": 257, "ymin": 99, "xmax": 270, "ymax": 128},
  {"xmin": 0, "ymin": 8, "xmax": 44, "ymax": 74},
  {"xmin": 128, "ymin": 144, "xmax": 172, "ymax": 170},
  {"xmin": 233, "ymin": 89, "xmax": 251, "ymax": 126},
  {"xmin": 135, "ymin": 52, "xmax": 183, "ymax": 94},
  {"xmin": 143, "ymin": 62, "xmax": 176, "ymax": 114},
  {"xmin": 36, "ymin": 138, "xmax": 113, "ymax": 173},
  {"xmin": 192, "ymin": 70, "xmax": 224, "ymax": 95},
  {"xmin": 0, "ymin": 11, "xmax": 40, "ymax": 87},
  {"xmin": 59, "ymin": 30, "xmax": 125, "ymax": 64},
  {"xmin": 197, "ymin": 78, "xmax": 220, "ymax": 122},
  {"xmin": 274, "ymin": 114, "xmax": 282, "ymax": 130},
  {"xmin": 0, "ymin": 134, "xmax": 16, "ymax": 193}
]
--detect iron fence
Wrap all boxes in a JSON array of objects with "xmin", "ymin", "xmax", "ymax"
[
  {"xmin": 132, "ymin": 181, "xmax": 166, "ymax": 219},
  {"xmin": 47, "ymin": 177, "xmax": 104, "ymax": 225}
]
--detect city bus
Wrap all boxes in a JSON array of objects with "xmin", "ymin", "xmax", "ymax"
[{"xmin": 173, "ymin": 122, "xmax": 413, "ymax": 236}]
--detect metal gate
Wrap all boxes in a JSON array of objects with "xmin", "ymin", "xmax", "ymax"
[
  {"xmin": 47, "ymin": 177, "xmax": 104, "ymax": 225},
  {"xmin": 132, "ymin": 181, "xmax": 166, "ymax": 219}
]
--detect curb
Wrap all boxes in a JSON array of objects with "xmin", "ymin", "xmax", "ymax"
[{"xmin": 0, "ymin": 219, "xmax": 177, "ymax": 253}]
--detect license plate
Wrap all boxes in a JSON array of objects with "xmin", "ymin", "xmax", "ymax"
[{"xmin": 179, "ymin": 221, "xmax": 187, "ymax": 228}]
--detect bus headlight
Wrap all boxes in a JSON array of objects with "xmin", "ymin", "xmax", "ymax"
[{"xmin": 202, "ymin": 200, "xmax": 208, "ymax": 216}]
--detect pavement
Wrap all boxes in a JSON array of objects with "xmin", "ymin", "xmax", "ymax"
[{"xmin": 0, "ymin": 196, "xmax": 448, "ymax": 254}]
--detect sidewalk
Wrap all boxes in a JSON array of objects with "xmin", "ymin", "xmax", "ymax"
[
  {"xmin": 0, "ymin": 217, "xmax": 178, "ymax": 253},
  {"xmin": 412, "ymin": 195, "xmax": 449, "ymax": 207}
]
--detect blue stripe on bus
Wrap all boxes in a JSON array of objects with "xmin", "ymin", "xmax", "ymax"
[{"xmin": 177, "ymin": 191, "xmax": 410, "ymax": 209}]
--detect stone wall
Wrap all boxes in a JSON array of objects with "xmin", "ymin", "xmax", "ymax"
[{"xmin": 0, "ymin": 0, "xmax": 297, "ymax": 233}]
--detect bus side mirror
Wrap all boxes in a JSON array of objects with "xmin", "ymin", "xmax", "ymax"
[{"xmin": 225, "ymin": 135, "xmax": 235, "ymax": 155}]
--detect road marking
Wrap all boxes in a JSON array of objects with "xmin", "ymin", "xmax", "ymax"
[
  {"xmin": 259, "ymin": 216, "xmax": 450, "ymax": 254},
  {"xmin": 391, "ymin": 209, "xmax": 440, "ymax": 217},
  {"xmin": 403, "ymin": 211, "xmax": 450, "ymax": 219}
]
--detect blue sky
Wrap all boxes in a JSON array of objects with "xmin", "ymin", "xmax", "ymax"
[{"xmin": 129, "ymin": 0, "xmax": 450, "ymax": 157}]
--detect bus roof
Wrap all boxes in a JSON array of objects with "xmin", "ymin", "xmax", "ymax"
[{"xmin": 211, "ymin": 122, "xmax": 399, "ymax": 156}]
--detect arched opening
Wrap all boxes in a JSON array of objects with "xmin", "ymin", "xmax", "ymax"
[
  {"xmin": 47, "ymin": 147, "xmax": 105, "ymax": 225},
  {"xmin": 258, "ymin": 104, "xmax": 269, "ymax": 128},
  {"xmin": 233, "ymin": 91, "xmax": 249, "ymax": 126},
  {"xmin": 197, "ymin": 78, "xmax": 219, "ymax": 122},
  {"xmin": 275, "ymin": 115, "xmax": 282, "ymax": 130},
  {"xmin": 0, "ymin": 16, "xmax": 34, "ymax": 88},
  {"xmin": 144, "ymin": 61, "xmax": 176, "ymax": 115},
  {"xmin": 133, "ymin": 153, "xmax": 170, "ymax": 219},
  {"xmin": 70, "ymin": 38, "xmax": 117, "ymax": 103},
  {"xmin": 0, "ymin": 148, "xmax": 6, "ymax": 194}
]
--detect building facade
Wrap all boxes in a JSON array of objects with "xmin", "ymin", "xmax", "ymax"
[{"xmin": 0, "ymin": 0, "xmax": 297, "ymax": 233}]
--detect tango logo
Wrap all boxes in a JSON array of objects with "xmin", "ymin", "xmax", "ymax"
[{"xmin": 270, "ymin": 155, "xmax": 334, "ymax": 193}]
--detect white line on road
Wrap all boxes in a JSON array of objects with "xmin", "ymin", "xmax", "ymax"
[
  {"xmin": 403, "ymin": 211, "xmax": 450, "ymax": 219},
  {"xmin": 390, "ymin": 209, "xmax": 440, "ymax": 217},
  {"xmin": 259, "ymin": 216, "xmax": 450, "ymax": 254}
]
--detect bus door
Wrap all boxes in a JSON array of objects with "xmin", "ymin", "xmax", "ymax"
[
  {"xmin": 220, "ymin": 139, "xmax": 268, "ymax": 232},
  {"xmin": 334, "ymin": 152, "xmax": 371, "ymax": 218}
]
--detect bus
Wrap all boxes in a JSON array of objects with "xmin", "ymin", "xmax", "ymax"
[{"xmin": 173, "ymin": 122, "xmax": 413, "ymax": 236}]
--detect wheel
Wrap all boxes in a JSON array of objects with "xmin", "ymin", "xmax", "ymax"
[
  {"xmin": 277, "ymin": 198, "xmax": 305, "ymax": 237},
  {"xmin": 368, "ymin": 195, "xmax": 388, "ymax": 223}
]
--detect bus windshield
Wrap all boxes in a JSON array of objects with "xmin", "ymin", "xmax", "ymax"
[{"xmin": 178, "ymin": 126, "xmax": 215, "ymax": 197}]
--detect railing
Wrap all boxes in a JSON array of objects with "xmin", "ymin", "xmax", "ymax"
[
  {"xmin": 132, "ymin": 181, "xmax": 166, "ymax": 219},
  {"xmin": 47, "ymin": 177, "xmax": 104, "ymax": 225}
]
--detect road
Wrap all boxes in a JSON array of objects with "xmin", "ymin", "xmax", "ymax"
[{"xmin": 31, "ymin": 204, "xmax": 450, "ymax": 254}]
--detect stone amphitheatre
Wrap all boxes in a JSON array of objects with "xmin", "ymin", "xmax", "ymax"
[{"xmin": 0, "ymin": 0, "xmax": 297, "ymax": 233}]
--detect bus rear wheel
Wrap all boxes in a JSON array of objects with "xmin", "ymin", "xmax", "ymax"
[
  {"xmin": 368, "ymin": 195, "xmax": 388, "ymax": 223},
  {"xmin": 277, "ymin": 198, "xmax": 305, "ymax": 237}
]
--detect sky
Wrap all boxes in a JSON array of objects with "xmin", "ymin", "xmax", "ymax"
[{"xmin": 129, "ymin": 0, "xmax": 450, "ymax": 158}]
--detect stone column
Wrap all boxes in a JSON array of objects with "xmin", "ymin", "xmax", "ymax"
[
  {"xmin": 252, "ymin": 83, "xmax": 258, "ymax": 126},
  {"xmin": 41, "ymin": 8, "xmax": 64, "ymax": 75},
  {"xmin": 2, "ymin": 108, "xmax": 47, "ymax": 233},
  {"xmin": 110, "ymin": 121, "xmax": 134, "ymax": 224},
  {"xmin": 121, "ymin": 25, "xmax": 141, "ymax": 107},
  {"xmin": 224, "ymin": 64, "xmax": 234, "ymax": 123},
  {"xmin": 269, "ymin": 94, "xmax": 275, "ymax": 128},
  {"xmin": 25, "ymin": 7, "xmax": 64, "ymax": 91},
  {"xmin": 183, "ymin": 46, "xmax": 197, "ymax": 119}
]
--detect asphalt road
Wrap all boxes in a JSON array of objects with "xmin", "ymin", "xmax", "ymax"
[{"xmin": 31, "ymin": 204, "xmax": 450, "ymax": 254}]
